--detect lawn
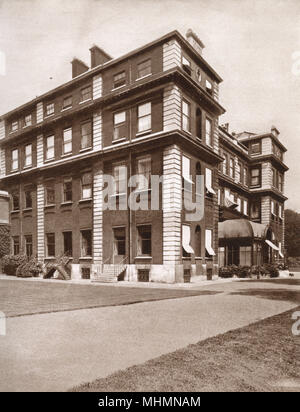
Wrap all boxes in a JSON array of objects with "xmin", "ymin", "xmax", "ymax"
[
  {"xmin": 71, "ymin": 307, "xmax": 300, "ymax": 392},
  {"xmin": 0, "ymin": 278, "xmax": 220, "ymax": 317}
]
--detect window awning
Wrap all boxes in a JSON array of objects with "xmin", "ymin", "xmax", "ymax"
[
  {"xmin": 205, "ymin": 230, "xmax": 215, "ymax": 256},
  {"xmin": 224, "ymin": 196, "xmax": 238, "ymax": 209},
  {"xmin": 182, "ymin": 225, "xmax": 194, "ymax": 254},
  {"xmin": 183, "ymin": 176, "xmax": 194, "ymax": 185},
  {"xmin": 206, "ymin": 184, "xmax": 216, "ymax": 195},
  {"xmin": 265, "ymin": 239, "xmax": 279, "ymax": 251}
]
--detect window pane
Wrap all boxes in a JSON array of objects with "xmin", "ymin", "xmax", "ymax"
[
  {"xmin": 47, "ymin": 135, "xmax": 54, "ymax": 147},
  {"xmin": 114, "ymin": 71, "xmax": 126, "ymax": 88},
  {"xmin": 205, "ymin": 168, "xmax": 212, "ymax": 187},
  {"xmin": 138, "ymin": 115, "xmax": 151, "ymax": 132},
  {"xmin": 137, "ymin": 59, "xmax": 151, "ymax": 78},
  {"xmin": 114, "ymin": 111, "xmax": 126, "ymax": 125},
  {"xmin": 205, "ymin": 118, "xmax": 212, "ymax": 145},
  {"xmin": 81, "ymin": 121, "xmax": 92, "ymax": 148},
  {"xmin": 81, "ymin": 86, "xmax": 91, "ymax": 100},
  {"xmin": 64, "ymin": 142, "xmax": 72, "ymax": 154},
  {"xmin": 182, "ymin": 101, "xmax": 189, "ymax": 116},
  {"xmin": 138, "ymin": 102, "xmax": 151, "ymax": 117},
  {"xmin": 182, "ymin": 56, "xmax": 191, "ymax": 67},
  {"xmin": 46, "ymin": 183, "xmax": 55, "ymax": 204},
  {"xmin": 81, "ymin": 230, "xmax": 92, "ymax": 256},
  {"xmin": 12, "ymin": 149, "xmax": 18, "ymax": 160},
  {"xmin": 63, "ymin": 96, "xmax": 72, "ymax": 108}
]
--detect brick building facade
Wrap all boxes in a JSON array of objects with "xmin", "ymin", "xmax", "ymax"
[{"xmin": 0, "ymin": 30, "xmax": 288, "ymax": 282}]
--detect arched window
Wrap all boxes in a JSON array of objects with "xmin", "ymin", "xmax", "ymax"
[{"xmin": 196, "ymin": 108, "xmax": 202, "ymax": 139}]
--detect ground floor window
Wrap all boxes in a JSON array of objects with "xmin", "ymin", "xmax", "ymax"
[
  {"xmin": 137, "ymin": 225, "xmax": 151, "ymax": 256},
  {"xmin": 218, "ymin": 247, "xmax": 225, "ymax": 267},
  {"xmin": 240, "ymin": 246, "xmax": 251, "ymax": 266},
  {"xmin": 227, "ymin": 244, "xmax": 239, "ymax": 265},
  {"xmin": 25, "ymin": 235, "xmax": 32, "ymax": 257},
  {"xmin": 63, "ymin": 231, "xmax": 72, "ymax": 257},
  {"xmin": 13, "ymin": 236, "xmax": 20, "ymax": 255},
  {"xmin": 81, "ymin": 230, "xmax": 92, "ymax": 257},
  {"xmin": 46, "ymin": 233, "xmax": 55, "ymax": 257},
  {"xmin": 113, "ymin": 227, "xmax": 126, "ymax": 256},
  {"xmin": 253, "ymin": 242, "xmax": 262, "ymax": 266}
]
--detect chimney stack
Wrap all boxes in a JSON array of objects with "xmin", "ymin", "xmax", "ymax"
[
  {"xmin": 71, "ymin": 58, "xmax": 89, "ymax": 79},
  {"xmin": 89, "ymin": 45, "xmax": 112, "ymax": 68},
  {"xmin": 221, "ymin": 123, "xmax": 229, "ymax": 132},
  {"xmin": 186, "ymin": 29, "xmax": 205, "ymax": 56},
  {"xmin": 271, "ymin": 125, "xmax": 280, "ymax": 138}
]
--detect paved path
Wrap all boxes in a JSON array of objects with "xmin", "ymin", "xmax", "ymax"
[{"xmin": 0, "ymin": 279, "xmax": 299, "ymax": 392}]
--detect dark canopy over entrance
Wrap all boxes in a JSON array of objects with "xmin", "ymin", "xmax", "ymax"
[{"xmin": 218, "ymin": 219, "xmax": 278, "ymax": 267}]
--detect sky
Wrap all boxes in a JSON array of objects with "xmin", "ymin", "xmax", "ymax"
[{"xmin": 0, "ymin": 0, "xmax": 299, "ymax": 210}]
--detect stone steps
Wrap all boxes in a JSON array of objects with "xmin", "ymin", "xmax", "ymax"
[{"xmin": 93, "ymin": 265, "xmax": 126, "ymax": 283}]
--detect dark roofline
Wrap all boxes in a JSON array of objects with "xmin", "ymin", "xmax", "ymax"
[
  {"xmin": 0, "ymin": 30, "xmax": 222, "ymax": 120},
  {"xmin": 219, "ymin": 126, "xmax": 250, "ymax": 156},
  {"xmin": 238, "ymin": 132, "xmax": 287, "ymax": 152}
]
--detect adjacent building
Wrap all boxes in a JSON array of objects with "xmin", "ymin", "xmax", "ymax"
[{"xmin": 0, "ymin": 29, "xmax": 288, "ymax": 282}]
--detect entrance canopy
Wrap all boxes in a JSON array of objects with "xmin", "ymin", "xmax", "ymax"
[{"xmin": 218, "ymin": 219, "xmax": 268, "ymax": 240}]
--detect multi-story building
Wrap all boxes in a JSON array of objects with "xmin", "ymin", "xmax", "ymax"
[
  {"xmin": 218, "ymin": 124, "xmax": 288, "ymax": 267},
  {"xmin": 0, "ymin": 29, "xmax": 288, "ymax": 283}
]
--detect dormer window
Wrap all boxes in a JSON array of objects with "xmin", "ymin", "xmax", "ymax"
[
  {"xmin": 182, "ymin": 56, "xmax": 191, "ymax": 75},
  {"xmin": 251, "ymin": 141, "xmax": 261, "ymax": 155}
]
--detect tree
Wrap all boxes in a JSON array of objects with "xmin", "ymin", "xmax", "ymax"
[{"xmin": 285, "ymin": 209, "xmax": 300, "ymax": 257}]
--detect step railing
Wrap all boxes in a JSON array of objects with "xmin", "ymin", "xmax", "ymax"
[{"xmin": 114, "ymin": 256, "xmax": 128, "ymax": 279}]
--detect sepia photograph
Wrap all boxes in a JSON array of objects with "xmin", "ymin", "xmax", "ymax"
[{"xmin": 0, "ymin": 0, "xmax": 299, "ymax": 396}]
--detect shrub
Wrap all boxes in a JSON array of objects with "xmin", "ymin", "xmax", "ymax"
[
  {"xmin": 0, "ymin": 225, "xmax": 10, "ymax": 259},
  {"xmin": 263, "ymin": 263, "xmax": 279, "ymax": 278},
  {"xmin": 219, "ymin": 266, "xmax": 233, "ymax": 278},
  {"xmin": 16, "ymin": 258, "xmax": 42, "ymax": 278},
  {"xmin": 2, "ymin": 254, "xmax": 27, "ymax": 276},
  {"xmin": 236, "ymin": 265, "xmax": 251, "ymax": 278}
]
